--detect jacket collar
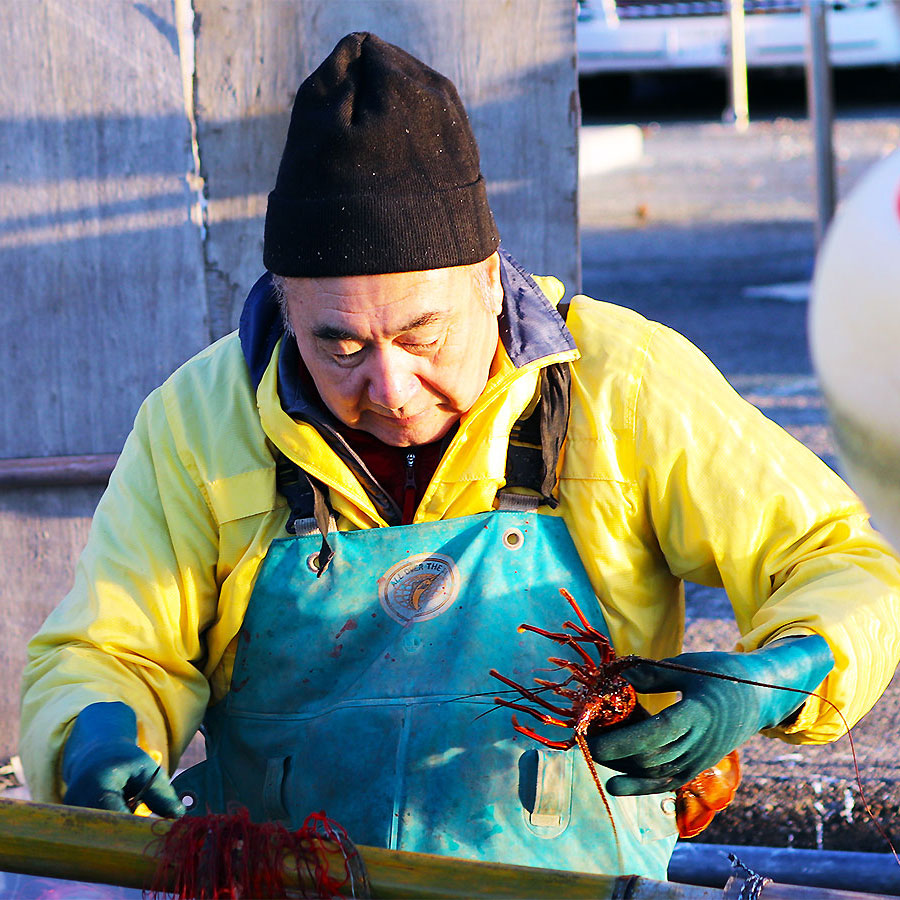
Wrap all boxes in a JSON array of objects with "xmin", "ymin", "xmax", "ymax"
[
  {"xmin": 238, "ymin": 248, "xmax": 575, "ymax": 413},
  {"xmin": 497, "ymin": 249, "xmax": 576, "ymax": 365},
  {"xmin": 238, "ymin": 270, "xmax": 283, "ymax": 393}
]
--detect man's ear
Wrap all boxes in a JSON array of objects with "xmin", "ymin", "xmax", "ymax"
[{"xmin": 484, "ymin": 252, "xmax": 504, "ymax": 316}]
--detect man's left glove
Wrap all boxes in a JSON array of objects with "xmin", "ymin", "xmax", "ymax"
[
  {"xmin": 588, "ymin": 634, "xmax": 834, "ymax": 796},
  {"xmin": 62, "ymin": 701, "xmax": 185, "ymax": 817}
]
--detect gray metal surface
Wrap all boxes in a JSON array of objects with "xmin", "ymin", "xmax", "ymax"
[
  {"xmin": 805, "ymin": 0, "xmax": 837, "ymax": 245},
  {"xmin": 0, "ymin": 1, "xmax": 210, "ymax": 460}
]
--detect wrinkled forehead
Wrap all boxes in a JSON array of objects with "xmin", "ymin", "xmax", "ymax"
[{"xmin": 280, "ymin": 263, "xmax": 486, "ymax": 336}]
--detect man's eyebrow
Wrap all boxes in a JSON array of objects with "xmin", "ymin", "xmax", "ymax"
[
  {"xmin": 311, "ymin": 311, "xmax": 447, "ymax": 342},
  {"xmin": 312, "ymin": 324, "xmax": 358, "ymax": 341},
  {"xmin": 397, "ymin": 311, "xmax": 446, "ymax": 332}
]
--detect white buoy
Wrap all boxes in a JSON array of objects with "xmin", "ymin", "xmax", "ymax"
[{"xmin": 809, "ymin": 149, "xmax": 900, "ymax": 549}]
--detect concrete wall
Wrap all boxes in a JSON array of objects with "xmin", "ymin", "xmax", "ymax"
[
  {"xmin": 0, "ymin": 0, "xmax": 578, "ymax": 763},
  {"xmin": 0, "ymin": 0, "xmax": 210, "ymax": 767}
]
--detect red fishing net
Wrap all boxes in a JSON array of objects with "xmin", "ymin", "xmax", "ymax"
[{"xmin": 146, "ymin": 808, "xmax": 367, "ymax": 899}]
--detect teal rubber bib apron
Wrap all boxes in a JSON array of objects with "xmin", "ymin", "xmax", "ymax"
[{"xmin": 174, "ymin": 509, "xmax": 677, "ymax": 878}]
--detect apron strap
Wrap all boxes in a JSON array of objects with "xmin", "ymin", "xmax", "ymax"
[
  {"xmin": 274, "ymin": 454, "xmax": 335, "ymax": 576},
  {"xmin": 495, "ymin": 492, "xmax": 541, "ymax": 513}
]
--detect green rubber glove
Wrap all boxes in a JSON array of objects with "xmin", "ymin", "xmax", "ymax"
[
  {"xmin": 588, "ymin": 634, "xmax": 834, "ymax": 796},
  {"xmin": 62, "ymin": 701, "xmax": 185, "ymax": 817}
]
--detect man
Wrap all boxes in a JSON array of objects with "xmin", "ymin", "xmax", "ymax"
[{"xmin": 20, "ymin": 33, "xmax": 900, "ymax": 880}]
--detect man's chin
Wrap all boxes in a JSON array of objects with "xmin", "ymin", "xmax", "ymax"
[{"xmin": 363, "ymin": 412, "xmax": 456, "ymax": 447}]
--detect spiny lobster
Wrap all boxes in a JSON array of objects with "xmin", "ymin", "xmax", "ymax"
[
  {"xmin": 489, "ymin": 587, "xmax": 742, "ymax": 839},
  {"xmin": 491, "ymin": 589, "xmax": 900, "ymax": 861}
]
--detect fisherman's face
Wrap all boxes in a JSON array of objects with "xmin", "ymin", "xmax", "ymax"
[{"xmin": 283, "ymin": 253, "xmax": 503, "ymax": 447}]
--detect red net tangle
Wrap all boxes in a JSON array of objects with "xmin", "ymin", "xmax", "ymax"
[{"xmin": 145, "ymin": 808, "xmax": 369, "ymax": 899}]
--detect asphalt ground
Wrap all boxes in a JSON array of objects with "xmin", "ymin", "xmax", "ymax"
[{"xmin": 578, "ymin": 71, "xmax": 900, "ymax": 854}]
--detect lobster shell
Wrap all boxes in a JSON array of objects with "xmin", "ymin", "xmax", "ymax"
[{"xmin": 675, "ymin": 749, "xmax": 742, "ymax": 838}]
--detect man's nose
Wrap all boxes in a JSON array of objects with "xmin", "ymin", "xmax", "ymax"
[{"xmin": 365, "ymin": 347, "xmax": 419, "ymax": 411}]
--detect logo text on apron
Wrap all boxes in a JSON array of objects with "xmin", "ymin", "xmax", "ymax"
[{"xmin": 378, "ymin": 553, "xmax": 460, "ymax": 624}]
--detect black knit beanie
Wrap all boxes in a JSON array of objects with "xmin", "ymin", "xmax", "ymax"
[{"xmin": 263, "ymin": 32, "xmax": 499, "ymax": 277}]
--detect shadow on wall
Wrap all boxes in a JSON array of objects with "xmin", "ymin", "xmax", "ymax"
[
  {"xmin": 0, "ymin": 47, "xmax": 578, "ymax": 339},
  {"xmin": 0, "ymin": 483, "xmax": 107, "ymax": 762}
]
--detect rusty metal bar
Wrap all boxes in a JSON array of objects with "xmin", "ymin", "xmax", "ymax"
[{"xmin": 0, "ymin": 454, "xmax": 118, "ymax": 488}]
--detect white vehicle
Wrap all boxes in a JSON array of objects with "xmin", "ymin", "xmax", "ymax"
[{"xmin": 577, "ymin": 0, "xmax": 900, "ymax": 73}]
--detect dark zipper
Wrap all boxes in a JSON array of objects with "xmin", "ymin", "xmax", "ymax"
[
  {"xmin": 291, "ymin": 412, "xmax": 403, "ymax": 525},
  {"xmin": 402, "ymin": 451, "xmax": 416, "ymax": 525}
]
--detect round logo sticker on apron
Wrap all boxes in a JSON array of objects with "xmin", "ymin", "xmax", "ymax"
[{"xmin": 378, "ymin": 553, "xmax": 461, "ymax": 624}]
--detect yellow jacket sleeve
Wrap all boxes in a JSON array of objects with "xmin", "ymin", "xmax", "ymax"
[
  {"xmin": 632, "ymin": 322, "xmax": 900, "ymax": 742},
  {"xmin": 19, "ymin": 389, "xmax": 218, "ymax": 801}
]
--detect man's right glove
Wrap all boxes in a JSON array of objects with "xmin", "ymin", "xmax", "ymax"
[
  {"xmin": 587, "ymin": 634, "xmax": 835, "ymax": 796},
  {"xmin": 62, "ymin": 701, "xmax": 185, "ymax": 817}
]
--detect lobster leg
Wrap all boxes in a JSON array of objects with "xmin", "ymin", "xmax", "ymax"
[
  {"xmin": 518, "ymin": 624, "xmax": 602, "ymax": 670},
  {"xmin": 533, "ymin": 678, "xmax": 580, "ymax": 701},
  {"xmin": 560, "ymin": 588, "xmax": 604, "ymax": 635},
  {"xmin": 491, "ymin": 588, "xmax": 746, "ymax": 845},
  {"xmin": 511, "ymin": 716, "xmax": 576, "ymax": 750},
  {"xmin": 548, "ymin": 657, "xmax": 599, "ymax": 686},
  {"xmin": 489, "ymin": 669, "xmax": 574, "ymax": 717},
  {"xmin": 494, "ymin": 697, "xmax": 576, "ymax": 730}
]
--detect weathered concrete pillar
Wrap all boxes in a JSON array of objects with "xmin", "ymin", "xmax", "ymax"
[{"xmin": 0, "ymin": 0, "xmax": 209, "ymax": 762}]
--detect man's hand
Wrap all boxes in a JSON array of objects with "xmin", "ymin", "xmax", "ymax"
[
  {"xmin": 588, "ymin": 635, "xmax": 834, "ymax": 796},
  {"xmin": 62, "ymin": 701, "xmax": 185, "ymax": 817}
]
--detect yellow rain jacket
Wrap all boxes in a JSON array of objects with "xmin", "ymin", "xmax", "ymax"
[{"xmin": 20, "ymin": 256, "xmax": 900, "ymax": 803}]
